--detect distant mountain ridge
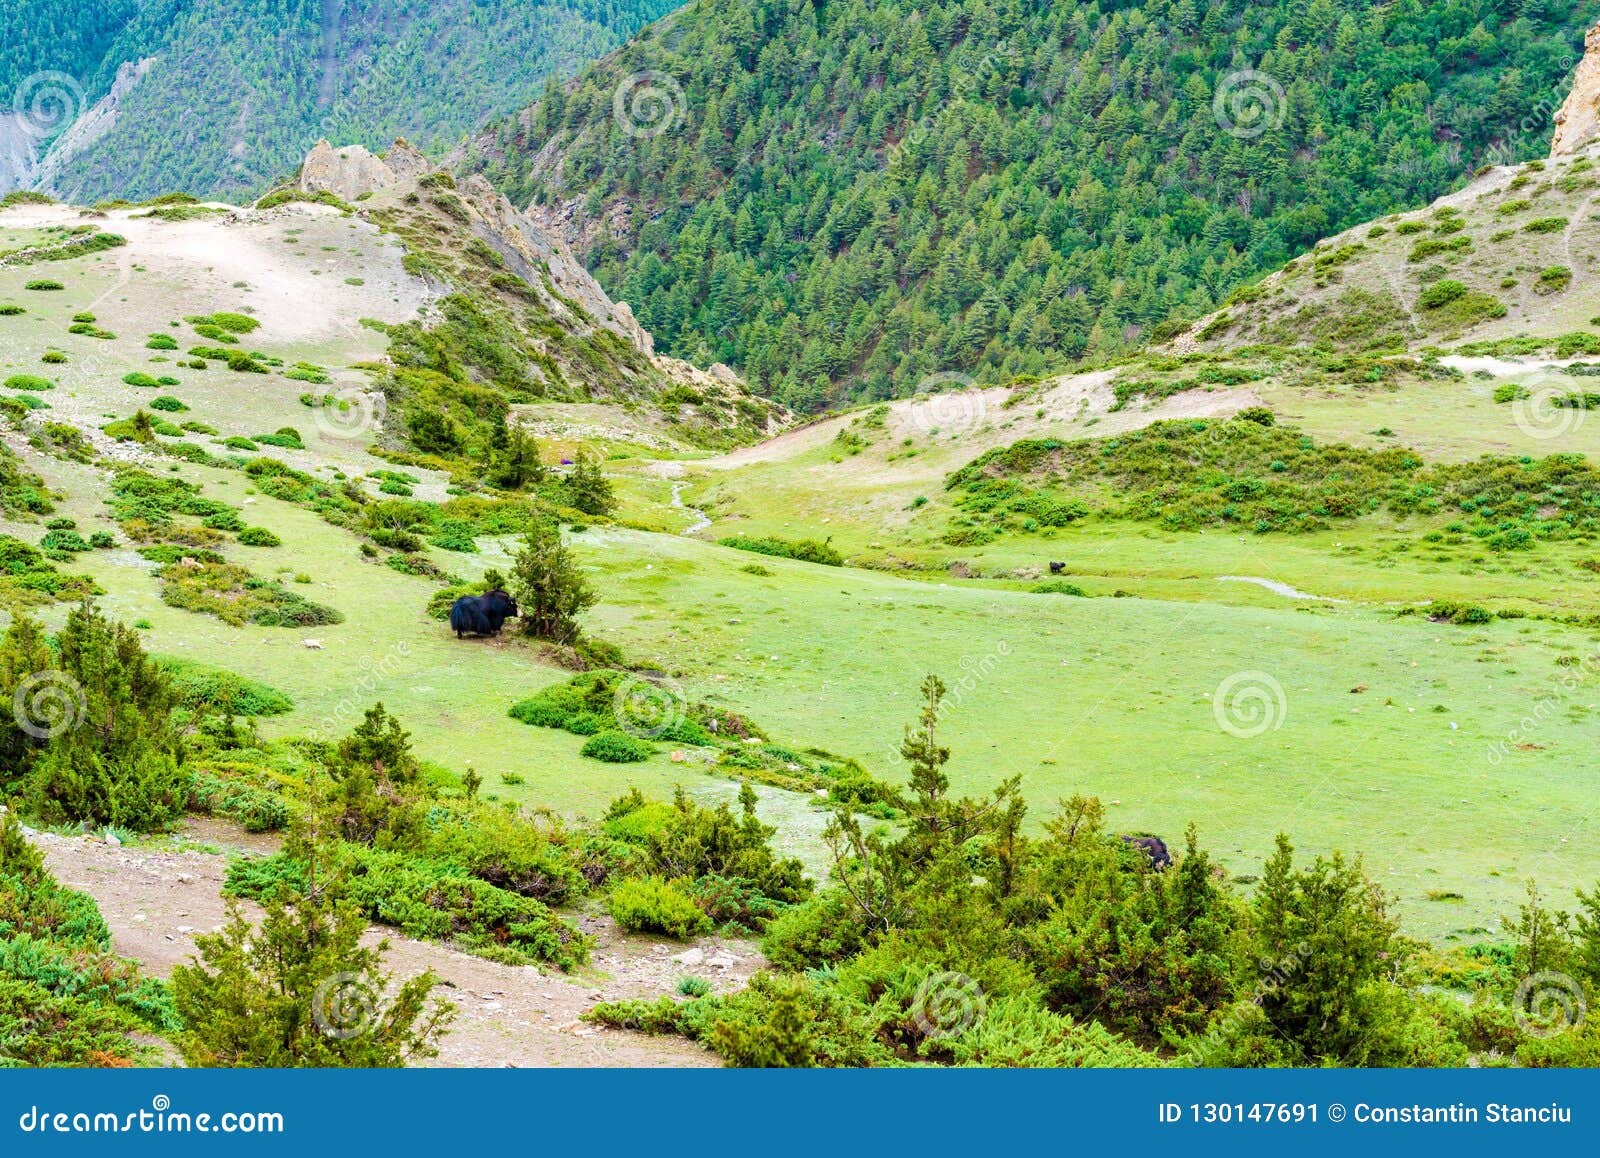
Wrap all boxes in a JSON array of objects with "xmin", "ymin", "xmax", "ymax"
[{"xmin": 0, "ymin": 0, "xmax": 681, "ymax": 203}]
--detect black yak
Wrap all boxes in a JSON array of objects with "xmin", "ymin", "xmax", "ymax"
[
  {"xmin": 1048, "ymin": 561, "xmax": 1067, "ymax": 574},
  {"xmin": 1120, "ymin": 835, "xmax": 1172, "ymax": 870},
  {"xmin": 450, "ymin": 589, "xmax": 519, "ymax": 638}
]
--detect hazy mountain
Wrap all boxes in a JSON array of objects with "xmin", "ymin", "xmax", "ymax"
[{"xmin": 0, "ymin": 0, "xmax": 681, "ymax": 202}]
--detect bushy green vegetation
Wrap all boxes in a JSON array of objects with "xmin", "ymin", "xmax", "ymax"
[
  {"xmin": 172, "ymin": 881, "xmax": 452, "ymax": 1067},
  {"xmin": 580, "ymin": 730, "xmax": 653, "ymax": 762},
  {"xmin": 158, "ymin": 559, "xmax": 342, "ymax": 628},
  {"xmin": 585, "ymin": 675, "xmax": 1600, "ymax": 1067},
  {"xmin": 157, "ymin": 657, "xmax": 294, "ymax": 717},
  {"xmin": 479, "ymin": 0, "xmax": 1596, "ymax": 407},
  {"xmin": 947, "ymin": 415, "xmax": 1600, "ymax": 550},
  {"xmin": 509, "ymin": 669, "xmax": 899, "ymax": 805},
  {"xmin": 608, "ymin": 875, "xmax": 712, "ymax": 938},
  {"xmin": 1, "ymin": 604, "xmax": 189, "ymax": 831},
  {"xmin": 717, "ymin": 535, "xmax": 844, "ymax": 566},
  {"xmin": 0, "ymin": 535, "xmax": 96, "ymax": 608},
  {"xmin": 0, "ymin": 442, "xmax": 55, "ymax": 520},
  {"xmin": 0, "ymin": 812, "xmax": 176, "ymax": 1066}
]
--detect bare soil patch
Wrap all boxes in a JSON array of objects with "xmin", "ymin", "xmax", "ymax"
[{"xmin": 31, "ymin": 817, "xmax": 758, "ymax": 1068}]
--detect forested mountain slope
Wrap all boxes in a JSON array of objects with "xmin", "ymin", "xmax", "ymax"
[
  {"xmin": 469, "ymin": 0, "xmax": 1599, "ymax": 410},
  {"xmin": 0, "ymin": 0, "xmax": 681, "ymax": 203}
]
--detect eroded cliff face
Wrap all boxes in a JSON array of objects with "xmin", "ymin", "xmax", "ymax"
[
  {"xmin": 285, "ymin": 140, "xmax": 783, "ymax": 442},
  {"xmin": 0, "ymin": 115, "xmax": 37, "ymax": 193},
  {"xmin": 1553, "ymin": 23, "xmax": 1600, "ymax": 157},
  {"xmin": 296, "ymin": 139, "xmax": 654, "ymax": 356}
]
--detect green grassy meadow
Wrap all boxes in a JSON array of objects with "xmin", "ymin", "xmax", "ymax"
[{"xmin": 4, "ymin": 200, "xmax": 1599, "ymax": 945}]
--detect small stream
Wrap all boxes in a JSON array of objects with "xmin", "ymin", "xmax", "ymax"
[
  {"xmin": 670, "ymin": 480, "xmax": 712, "ymax": 534},
  {"xmin": 1217, "ymin": 575, "xmax": 1345, "ymax": 603}
]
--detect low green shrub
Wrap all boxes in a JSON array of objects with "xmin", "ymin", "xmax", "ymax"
[
  {"xmin": 608, "ymin": 876, "xmax": 712, "ymax": 939},
  {"xmin": 1031, "ymin": 580, "xmax": 1088, "ymax": 596},
  {"xmin": 236, "ymin": 526, "xmax": 282, "ymax": 547},
  {"xmin": 581, "ymin": 731, "xmax": 653, "ymax": 762},
  {"xmin": 157, "ymin": 657, "xmax": 294, "ymax": 716},
  {"xmin": 718, "ymin": 535, "xmax": 844, "ymax": 566},
  {"xmin": 226, "ymin": 845, "xmax": 590, "ymax": 968}
]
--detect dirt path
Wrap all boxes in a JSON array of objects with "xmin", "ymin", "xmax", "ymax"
[{"xmin": 31, "ymin": 818, "xmax": 761, "ymax": 1068}]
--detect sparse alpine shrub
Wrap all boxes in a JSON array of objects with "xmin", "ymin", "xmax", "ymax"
[
  {"xmin": 1030, "ymin": 580, "xmax": 1088, "ymax": 596},
  {"xmin": 1418, "ymin": 280, "xmax": 1468, "ymax": 310},
  {"xmin": 236, "ymin": 526, "xmax": 281, "ymax": 547},
  {"xmin": 608, "ymin": 876, "xmax": 712, "ymax": 939},
  {"xmin": 580, "ymin": 731, "xmax": 652, "ymax": 763},
  {"xmin": 718, "ymin": 535, "xmax": 843, "ymax": 566}
]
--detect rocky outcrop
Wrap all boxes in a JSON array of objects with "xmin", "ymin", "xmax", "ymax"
[
  {"xmin": 297, "ymin": 140, "xmax": 399, "ymax": 201},
  {"xmin": 298, "ymin": 139, "xmax": 443, "ymax": 201},
  {"xmin": 1552, "ymin": 22, "xmax": 1600, "ymax": 157}
]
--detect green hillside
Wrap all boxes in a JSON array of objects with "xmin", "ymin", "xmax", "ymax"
[
  {"xmin": 471, "ymin": 0, "xmax": 1598, "ymax": 410},
  {"xmin": 1, "ymin": 0, "xmax": 681, "ymax": 202}
]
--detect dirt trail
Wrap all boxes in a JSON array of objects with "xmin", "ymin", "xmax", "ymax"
[{"xmin": 31, "ymin": 818, "xmax": 759, "ymax": 1068}]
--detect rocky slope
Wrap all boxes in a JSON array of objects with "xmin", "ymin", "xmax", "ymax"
[{"xmin": 291, "ymin": 140, "xmax": 783, "ymax": 448}]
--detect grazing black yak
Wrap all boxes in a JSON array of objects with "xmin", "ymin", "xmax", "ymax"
[
  {"xmin": 450, "ymin": 589, "xmax": 519, "ymax": 638},
  {"xmin": 1048, "ymin": 561, "xmax": 1067, "ymax": 574},
  {"xmin": 1120, "ymin": 835, "xmax": 1172, "ymax": 870}
]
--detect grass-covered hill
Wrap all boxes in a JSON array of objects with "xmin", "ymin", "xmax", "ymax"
[
  {"xmin": 469, "ymin": 0, "xmax": 1600, "ymax": 410},
  {"xmin": 1181, "ymin": 147, "xmax": 1600, "ymax": 355},
  {"xmin": 0, "ymin": 0, "xmax": 681, "ymax": 203}
]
